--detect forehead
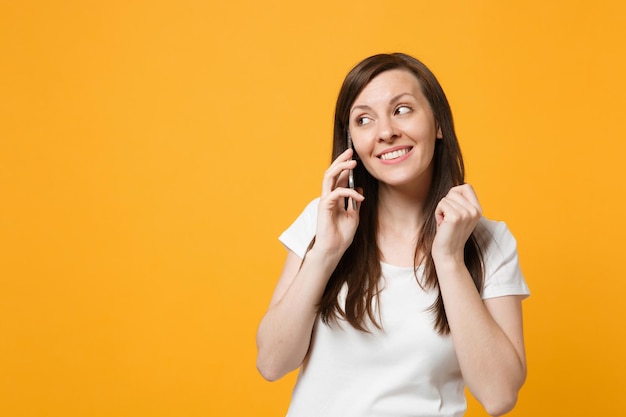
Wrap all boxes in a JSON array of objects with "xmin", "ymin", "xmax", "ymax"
[{"xmin": 353, "ymin": 69, "xmax": 424, "ymax": 106}]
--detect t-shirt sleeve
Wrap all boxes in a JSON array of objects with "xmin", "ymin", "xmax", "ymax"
[
  {"xmin": 478, "ymin": 218, "xmax": 530, "ymax": 300},
  {"xmin": 278, "ymin": 198, "xmax": 319, "ymax": 258}
]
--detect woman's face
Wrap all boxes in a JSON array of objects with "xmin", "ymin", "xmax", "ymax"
[{"xmin": 348, "ymin": 69, "xmax": 442, "ymax": 191}]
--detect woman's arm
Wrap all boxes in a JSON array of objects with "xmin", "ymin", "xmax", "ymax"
[
  {"xmin": 256, "ymin": 149, "xmax": 363, "ymax": 381},
  {"xmin": 436, "ymin": 265, "xmax": 526, "ymax": 416},
  {"xmin": 256, "ymin": 247, "xmax": 341, "ymax": 381},
  {"xmin": 432, "ymin": 184, "xmax": 527, "ymax": 416}
]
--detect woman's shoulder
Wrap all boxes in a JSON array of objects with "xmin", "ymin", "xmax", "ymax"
[
  {"xmin": 474, "ymin": 217, "xmax": 521, "ymax": 268},
  {"xmin": 278, "ymin": 198, "xmax": 320, "ymax": 258},
  {"xmin": 476, "ymin": 217, "xmax": 517, "ymax": 246},
  {"xmin": 302, "ymin": 197, "xmax": 320, "ymax": 216},
  {"xmin": 475, "ymin": 216, "xmax": 529, "ymax": 299}
]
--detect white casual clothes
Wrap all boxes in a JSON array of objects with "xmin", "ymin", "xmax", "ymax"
[{"xmin": 278, "ymin": 198, "xmax": 530, "ymax": 417}]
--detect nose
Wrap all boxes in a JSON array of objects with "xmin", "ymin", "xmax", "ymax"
[{"xmin": 377, "ymin": 116, "xmax": 399, "ymax": 143}]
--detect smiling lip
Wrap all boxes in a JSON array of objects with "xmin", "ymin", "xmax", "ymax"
[{"xmin": 377, "ymin": 146, "xmax": 413, "ymax": 162}]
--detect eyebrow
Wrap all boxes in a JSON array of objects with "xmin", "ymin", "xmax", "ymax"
[{"xmin": 350, "ymin": 92, "xmax": 415, "ymax": 115}]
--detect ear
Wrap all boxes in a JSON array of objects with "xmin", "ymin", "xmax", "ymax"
[{"xmin": 436, "ymin": 126, "xmax": 443, "ymax": 139}]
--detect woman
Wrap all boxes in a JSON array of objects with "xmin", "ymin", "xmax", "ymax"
[{"xmin": 256, "ymin": 53, "xmax": 529, "ymax": 417}]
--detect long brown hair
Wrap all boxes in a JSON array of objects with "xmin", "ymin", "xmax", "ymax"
[{"xmin": 318, "ymin": 53, "xmax": 484, "ymax": 335}]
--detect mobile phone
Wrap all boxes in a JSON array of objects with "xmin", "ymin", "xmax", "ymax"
[{"xmin": 347, "ymin": 132, "xmax": 356, "ymax": 210}]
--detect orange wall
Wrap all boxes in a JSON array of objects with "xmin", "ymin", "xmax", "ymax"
[{"xmin": 1, "ymin": 1, "xmax": 625, "ymax": 416}]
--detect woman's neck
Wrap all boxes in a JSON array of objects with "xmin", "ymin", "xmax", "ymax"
[
  {"xmin": 377, "ymin": 181, "xmax": 429, "ymax": 232},
  {"xmin": 375, "ymin": 183, "xmax": 430, "ymax": 267}
]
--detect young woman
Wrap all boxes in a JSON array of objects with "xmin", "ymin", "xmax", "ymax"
[{"xmin": 256, "ymin": 53, "xmax": 529, "ymax": 417}]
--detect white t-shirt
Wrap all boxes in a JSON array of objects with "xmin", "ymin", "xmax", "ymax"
[{"xmin": 279, "ymin": 198, "xmax": 530, "ymax": 417}]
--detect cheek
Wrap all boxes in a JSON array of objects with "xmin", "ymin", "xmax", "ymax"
[
  {"xmin": 351, "ymin": 139, "xmax": 368, "ymax": 159},
  {"xmin": 407, "ymin": 120, "xmax": 437, "ymax": 139},
  {"xmin": 350, "ymin": 141, "xmax": 373, "ymax": 169},
  {"xmin": 352, "ymin": 145, "xmax": 377, "ymax": 173},
  {"xmin": 353, "ymin": 144, "xmax": 363, "ymax": 159}
]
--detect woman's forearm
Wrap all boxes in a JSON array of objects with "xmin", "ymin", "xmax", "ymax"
[
  {"xmin": 256, "ymin": 248, "xmax": 340, "ymax": 381},
  {"xmin": 435, "ymin": 261, "xmax": 526, "ymax": 416}
]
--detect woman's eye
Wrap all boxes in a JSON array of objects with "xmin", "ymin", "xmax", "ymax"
[
  {"xmin": 395, "ymin": 105, "xmax": 411, "ymax": 115},
  {"xmin": 356, "ymin": 116, "xmax": 372, "ymax": 126}
]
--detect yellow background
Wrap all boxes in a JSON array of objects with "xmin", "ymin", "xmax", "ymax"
[{"xmin": 1, "ymin": 1, "xmax": 625, "ymax": 416}]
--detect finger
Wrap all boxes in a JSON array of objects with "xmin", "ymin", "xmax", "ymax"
[
  {"xmin": 327, "ymin": 148, "xmax": 355, "ymax": 172},
  {"xmin": 336, "ymin": 169, "xmax": 350, "ymax": 189},
  {"xmin": 437, "ymin": 190, "xmax": 481, "ymax": 225},
  {"xmin": 331, "ymin": 187, "xmax": 365, "ymax": 204},
  {"xmin": 330, "ymin": 148, "xmax": 355, "ymax": 166},
  {"xmin": 322, "ymin": 160, "xmax": 357, "ymax": 195},
  {"xmin": 435, "ymin": 198, "xmax": 455, "ymax": 225},
  {"xmin": 444, "ymin": 191, "xmax": 478, "ymax": 214},
  {"xmin": 346, "ymin": 186, "xmax": 365, "ymax": 211},
  {"xmin": 341, "ymin": 147, "xmax": 355, "ymax": 159},
  {"xmin": 441, "ymin": 195, "xmax": 478, "ymax": 223},
  {"xmin": 448, "ymin": 184, "xmax": 482, "ymax": 213},
  {"xmin": 458, "ymin": 184, "xmax": 481, "ymax": 211},
  {"xmin": 320, "ymin": 187, "xmax": 365, "ymax": 211}
]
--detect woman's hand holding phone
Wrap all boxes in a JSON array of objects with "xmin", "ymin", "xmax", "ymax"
[{"xmin": 314, "ymin": 148, "xmax": 364, "ymax": 258}]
